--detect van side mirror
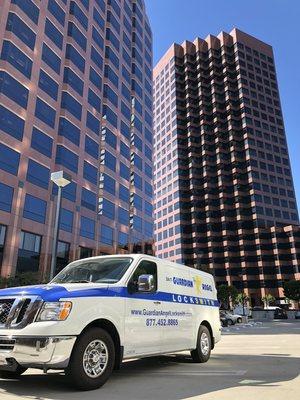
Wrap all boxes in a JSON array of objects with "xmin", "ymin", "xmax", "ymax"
[{"xmin": 138, "ymin": 274, "xmax": 155, "ymax": 292}]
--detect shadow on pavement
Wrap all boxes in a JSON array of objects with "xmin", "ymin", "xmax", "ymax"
[{"xmin": 0, "ymin": 351, "xmax": 299, "ymax": 400}]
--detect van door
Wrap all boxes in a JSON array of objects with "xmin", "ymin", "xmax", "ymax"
[
  {"xmin": 124, "ymin": 259, "xmax": 163, "ymax": 357},
  {"xmin": 160, "ymin": 264, "xmax": 195, "ymax": 352}
]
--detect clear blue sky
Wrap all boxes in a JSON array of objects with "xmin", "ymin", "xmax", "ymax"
[{"xmin": 145, "ymin": 0, "xmax": 300, "ymax": 212}]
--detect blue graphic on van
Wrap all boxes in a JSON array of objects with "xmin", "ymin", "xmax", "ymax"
[{"xmin": 173, "ymin": 277, "xmax": 194, "ymax": 288}]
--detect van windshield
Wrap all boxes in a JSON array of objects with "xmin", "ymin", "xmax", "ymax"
[{"xmin": 51, "ymin": 257, "xmax": 133, "ymax": 284}]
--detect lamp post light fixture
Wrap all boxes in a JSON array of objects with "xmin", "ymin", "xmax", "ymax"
[{"xmin": 50, "ymin": 171, "xmax": 72, "ymax": 280}]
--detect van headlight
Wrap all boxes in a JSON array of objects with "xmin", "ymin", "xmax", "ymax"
[{"xmin": 36, "ymin": 302, "xmax": 72, "ymax": 321}]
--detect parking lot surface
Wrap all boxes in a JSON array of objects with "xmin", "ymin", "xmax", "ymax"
[{"xmin": 0, "ymin": 320, "xmax": 299, "ymax": 400}]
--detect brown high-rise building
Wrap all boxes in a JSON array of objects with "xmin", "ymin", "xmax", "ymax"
[
  {"xmin": 0, "ymin": 0, "xmax": 153, "ymax": 278},
  {"xmin": 153, "ymin": 28, "xmax": 300, "ymax": 305}
]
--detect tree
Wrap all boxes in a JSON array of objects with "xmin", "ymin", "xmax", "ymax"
[
  {"xmin": 283, "ymin": 280, "xmax": 300, "ymax": 309},
  {"xmin": 0, "ymin": 272, "xmax": 41, "ymax": 289},
  {"xmin": 217, "ymin": 284, "xmax": 238, "ymax": 309},
  {"xmin": 235, "ymin": 292, "xmax": 250, "ymax": 315},
  {"xmin": 261, "ymin": 294, "xmax": 275, "ymax": 309}
]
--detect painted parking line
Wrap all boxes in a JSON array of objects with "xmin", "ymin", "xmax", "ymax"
[{"xmin": 117, "ymin": 370, "xmax": 247, "ymax": 376}]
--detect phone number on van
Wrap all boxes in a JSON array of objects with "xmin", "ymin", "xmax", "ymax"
[{"xmin": 146, "ymin": 318, "xmax": 179, "ymax": 327}]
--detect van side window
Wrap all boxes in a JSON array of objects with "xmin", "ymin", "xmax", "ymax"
[{"xmin": 128, "ymin": 260, "xmax": 157, "ymax": 292}]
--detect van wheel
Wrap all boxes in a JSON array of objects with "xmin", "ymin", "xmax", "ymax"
[
  {"xmin": 0, "ymin": 365, "xmax": 27, "ymax": 379},
  {"xmin": 191, "ymin": 325, "xmax": 211, "ymax": 363},
  {"xmin": 65, "ymin": 327, "xmax": 115, "ymax": 391}
]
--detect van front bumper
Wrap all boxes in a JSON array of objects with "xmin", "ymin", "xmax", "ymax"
[{"xmin": 0, "ymin": 335, "xmax": 76, "ymax": 371}]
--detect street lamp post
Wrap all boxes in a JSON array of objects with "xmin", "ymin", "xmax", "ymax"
[{"xmin": 50, "ymin": 171, "xmax": 72, "ymax": 281}]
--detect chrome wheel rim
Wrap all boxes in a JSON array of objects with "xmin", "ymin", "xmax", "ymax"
[
  {"xmin": 200, "ymin": 332, "xmax": 210, "ymax": 355},
  {"xmin": 83, "ymin": 339, "xmax": 108, "ymax": 378}
]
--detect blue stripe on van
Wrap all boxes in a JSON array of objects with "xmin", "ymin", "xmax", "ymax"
[{"xmin": 0, "ymin": 285, "xmax": 219, "ymax": 307}]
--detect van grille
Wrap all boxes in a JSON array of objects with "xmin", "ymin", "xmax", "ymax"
[
  {"xmin": 0, "ymin": 297, "xmax": 41, "ymax": 329},
  {"xmin": 0, "ymin": 299, "xmax": 15, "ymax": 325},
  {"xmin": 0, "ymin": 338, "xmax": 15, "ymax": 351}
]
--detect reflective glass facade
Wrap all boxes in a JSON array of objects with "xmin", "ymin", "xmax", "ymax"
[
  {"xmin": 0, "ymin": 0, "xmax": 153, "ymax": 277},
  {"xmin": 153, "ymin": 29, "xmax": 300, "ymax": 304}
]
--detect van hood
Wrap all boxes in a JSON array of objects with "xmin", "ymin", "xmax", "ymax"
[{"xmin": 0, "ymin": 283, "xmax": 125, "ymax": 302}]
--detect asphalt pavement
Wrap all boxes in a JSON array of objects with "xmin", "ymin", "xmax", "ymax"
[{"xmin": 0, "ymin": 320, "xmax": 299, "ymax": 400}]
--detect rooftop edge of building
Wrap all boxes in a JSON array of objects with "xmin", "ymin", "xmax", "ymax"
[{"xmin": 153, "ymin": 27, "xmax": 273, "ymax": 78}]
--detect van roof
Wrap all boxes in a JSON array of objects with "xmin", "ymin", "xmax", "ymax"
[{"xmin": 70, "ymin": 254, "xmax": 214, "ymax": 278}]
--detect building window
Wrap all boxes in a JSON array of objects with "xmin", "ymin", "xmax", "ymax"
[
  {"xmin": 93, "ymin": 6, "xmax": 105, "ymax": 29},
  {"xmin": 85, "ymin": 136, "xmax": 99, "ymax": 159},
  {"xmin": 23, "ymin": 194, "xmax": 47, "ymax": 224},
  {"xmin": 44, "ymin": 18, "xmax": 63, "ymax": 49},
  {"xmin": 48, "ymin": 0, "xmax": 65, "ymax": 26},
  {"xmin": 59, "ymin": 208, "xmax": 73, "ymax": 233},
  {"xmin": 56, "ymin": 145, "xmax": 78, "ymax": 173},
  {"xmin": 88, "ymin": 88, "xmax": 101, "ymax": 112},
  {"xmin": 80, "ymin": 216, "xmax": 95, "ymax": 239},
  {"xmin": 63, "ymin": 67, "xmax": 84, "ymax": 96},
  {"xmin": 68, "ymin": 22, "xmax": 87, "ymax": 51},
  {"xmin": 81, "ymin": 187, "xmax": 96, "ymax": 211},
  {"xmin": 101, "ymin": 198, "xmax": 115, "ymax": 219},
  {"xmin": 35, "ymin": 97, "xmax": 56, "ymax": 128},
  {"xmin": 89, "ymin": 66, "xmax": 102, "ymax": 87},
  {"xmin": 118, "ymin": 232, "xmax": 128, "ymax": 250},
  {"xmin": 66, "ymin": 44, "xmax": 85, "ymax": 73},
  {"xmin": 119, "ymin": 184, "xmax": 130, "ymax": 202},
  {"xmin": 83, "ymin": 161, "xmax": 98, "ymax": 185},
  {"xmin": 1, "ymin": 40, "xmax": 33, "ymax": 79},
  {"xmin": 104, "ymin": 128, "xmax": 117, "ymax": 149},
  {"xmin": 58, "ymin": 117, "xmax": 80, "ymax": 146},
  {"xmin": 118, "ymin": 207, "xmax": 129, "ymax": 225},
  {"xmin": 120, "ymin": 141, "xmax": 130, "ymax": 158},
  {"xmin": 0, "ymin": 104, "xmax": 25, "ymax": 141},
  {"xmin": 61, "ymin": 91, "xmax": 82, "ymax": 120},
  {"xmin": 102, "ymin": 105, "xmax": 118, "ymax": 128},
  {"xmin": 133, "ymin": 215, "xmax": 142, "ymax": 232},
  {"xmin": 31, "ymin": 127, "xmax": 53, "ymax": 157},
  {"xmin": 26, "ymin": 159, "xmax": 50, "ymax": 189},
  {"xmin": 16, "ymin": 231, "xmax": 42, "ymax": 273},
  {"xmin": 41, "ymin": 43, "xmax": 61, "ymax": 74},
  {"xmin": 79, "ymin": 246, "xmax": 93, "ymax": 259},
  {"xmin": 6, "ymin": 12, "xmax": 36, "ymax": 50},
  {"xmin": 92, "ymin": 27, "xmax": 104, "ymax": 50},
  {"xmin": 91, "ymin": 46, "xmax": 103, "ymax": 68},
  {"xmin": 102, "ymin": 174, "xmax": 115, "ymax": 195},
  {"xmin": 0, "ymin": 143, "xmax": 20, "ymax": 176},
  {"xmin": 86, "ymin": 111, "xmax": 100, "ymax": 134},
  {"xmin": 0, "ymin": 71, "xmax": 29, "ymax": 109},
  {"xmin": 70, "ymin": 1, "xmax": 88, "ymax": 30},
  {"xmin": 120, "ymin": 162, "xmax": 130, "ymax": 181},
  {"xmin": 100, "ymin": 224, "xmax": 113, "ymax": 245},
  {"xmin": 38, "ymin": 69, "xmax": 59, "ymax": 100},
  {"xmin": 0, "ymin": 225, "xmax": 7, "ymax": 268},
  {"xmin": 56, "ymin": 241, "xmax": 70, "ymax": 274},
  {"xmin": 12, "ymin": 0, "xmax": 40, "ymax": 24}
]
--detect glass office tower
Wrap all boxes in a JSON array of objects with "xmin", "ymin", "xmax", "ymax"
[
  {"xmin": 0, "ymin": 0, "xmax": 153, "ymax": 278},
  {"xmin": 153, "ymin": 29, "xmax": 299, "ymax": 305}
]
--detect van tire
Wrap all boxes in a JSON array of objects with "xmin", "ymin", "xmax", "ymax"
[
  {"xmin": 0, "ymin": 365, "xmax": 27, "ymax": 379},
  {"xmin": 65, "ymin": 327, "xmax": 115, "ymax": 391},
  {"xmin": 191, "ymin": 325, "xmax": 211, "ymax": 363}
]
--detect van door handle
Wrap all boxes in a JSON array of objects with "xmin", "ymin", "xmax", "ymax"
[{"xmin": 153, "ymin": 301, "xmax": 161, "ymax": 305}]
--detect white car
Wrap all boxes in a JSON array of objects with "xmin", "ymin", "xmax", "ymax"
[
  {"xmin": 220, "ymin": 310, "xmax": 243, "ymax": 325},
  {"xmin": 0, "ymin": 254, "xmax": 221, "ymax": 390}
]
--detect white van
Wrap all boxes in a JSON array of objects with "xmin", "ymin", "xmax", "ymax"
[{"xmin": 0, "ymin": 254, "xmax": 221, "ymax": 390}]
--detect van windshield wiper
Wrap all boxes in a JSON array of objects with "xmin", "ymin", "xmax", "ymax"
[{"xmin": 67, "ymin": 280, "xmax": 92, "ymax": 283}]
